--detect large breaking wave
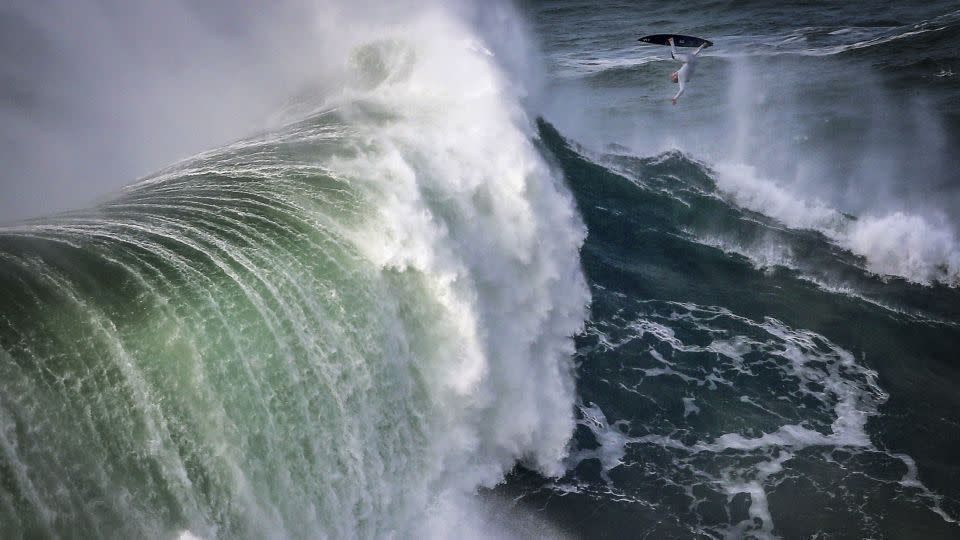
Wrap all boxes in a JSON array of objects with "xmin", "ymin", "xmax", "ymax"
[{"xmin": 0, "ymin": 4, "xmax": 588, "ymax": 538}]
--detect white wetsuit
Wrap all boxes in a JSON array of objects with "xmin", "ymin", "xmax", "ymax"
[{"xmin": 671, "ymin": 41, "xmax": 705, "ymax": 102}]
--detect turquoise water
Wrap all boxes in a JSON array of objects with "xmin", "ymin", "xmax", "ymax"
[{"xmin": 0, "ymin": 42, "xmax": 590, "ymax": 535}]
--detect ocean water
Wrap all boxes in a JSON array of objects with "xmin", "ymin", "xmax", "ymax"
[{"xmin": 1, "ymin": 1, "xmax": 959, "ymax": 538}]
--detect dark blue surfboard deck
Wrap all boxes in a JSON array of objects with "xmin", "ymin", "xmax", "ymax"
[{"xmin": 638, "ymin": 34, "xmax": 713, "ymax": 48}]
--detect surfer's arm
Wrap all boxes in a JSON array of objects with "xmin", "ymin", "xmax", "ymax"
[
  {"xmin": 673, "ymin": 79, "xmax": 686, "ymax": 103},
  {"xmin": 669, "ymin": 37, "xmax": 681, "ymax": 60},
  {"xmin": 670, "ymin": 44, "xmax": 693, "ymax": 63}
]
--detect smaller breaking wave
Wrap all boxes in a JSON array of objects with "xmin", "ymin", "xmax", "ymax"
[{"xmin": 713, "ymin": 162, "xmax": 960, "ymax": 287}]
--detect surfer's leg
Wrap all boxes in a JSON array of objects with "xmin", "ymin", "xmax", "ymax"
[
  {"xmin": 672, "ymin": 79, "xmax": 686, "ymax": 105},
  {"xmin": 672, "ymin": 64, "xmax": 690, "ymax": 105}
]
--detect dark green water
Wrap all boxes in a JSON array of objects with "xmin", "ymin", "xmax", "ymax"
[
  {"xmin": 503, "ymin": 2, "xmax": 960, "ymax": 534},
  {"xmin": 498, "ymin": 120, "xmax": 960, "ymax": 538}
]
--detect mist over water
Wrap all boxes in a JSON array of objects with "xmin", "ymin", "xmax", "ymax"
[
  {"xmin": 0, "ymin": 0, "xmax": 444, "ymax": 221},
  {"xmin": 0, "ymin": 0, "xmax": 320, "ymax": 221}
]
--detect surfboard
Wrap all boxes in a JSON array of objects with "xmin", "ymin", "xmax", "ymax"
[{"xmin": 638, "ymin": 34, "xmax": 713, "ymax": 48}]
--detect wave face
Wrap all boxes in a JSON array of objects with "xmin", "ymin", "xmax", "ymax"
[{"xmin": 0, "ymin": 7, "xmax": 588, "ymax": 538}]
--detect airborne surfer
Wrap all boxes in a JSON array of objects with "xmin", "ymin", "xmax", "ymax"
[
  {"xmin": 668, "ymin": 37, "xmax": 706, "ymax": 105},
  {"xmin": 636, "ymin": 34, "xmax": 713, "ymax": 105}
]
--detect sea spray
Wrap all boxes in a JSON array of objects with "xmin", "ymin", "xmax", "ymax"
[
  {"xmin": 0, "ymin": 3, "xmax": 589, "ymax": 538},
  {"xmin": 713, "ymin": 162, "xmax": 960, "ymax": 285}
]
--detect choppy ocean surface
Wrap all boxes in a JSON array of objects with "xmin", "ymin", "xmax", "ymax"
[{"xmin": 1, "ymin": 1, "xmax": 959, "ymax": 538}]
